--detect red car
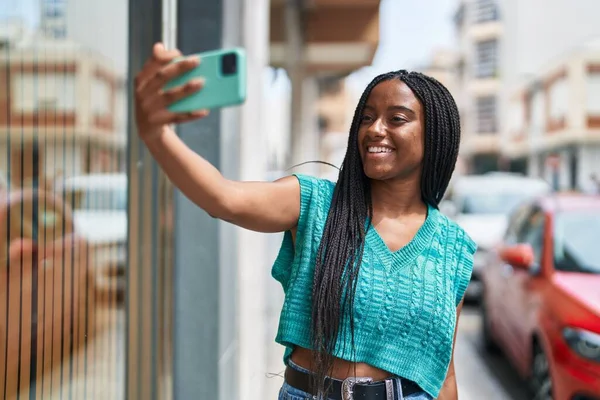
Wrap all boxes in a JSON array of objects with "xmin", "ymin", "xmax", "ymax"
[{"xmin": 480, "ymin": 193, "xmax": 600, "ymax": 400}]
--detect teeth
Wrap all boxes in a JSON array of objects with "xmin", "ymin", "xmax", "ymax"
[{"xmin": 367, "ymin": 146, "xmax": 393, "ymax": 153}]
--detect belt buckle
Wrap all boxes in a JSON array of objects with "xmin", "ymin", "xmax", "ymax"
[{"xmin": 341, "ymin": 376, "xmax": 373, "ymax": 400}]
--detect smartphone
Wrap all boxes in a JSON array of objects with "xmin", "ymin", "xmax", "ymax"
[{"xmin": 165, "ymin": 47, "xmax": 246, "ymax": 112}]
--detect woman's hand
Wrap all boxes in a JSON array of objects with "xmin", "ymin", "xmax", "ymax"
[
  {"xmin": 131, "ymin": 43, "xmax": 301, "ymax": 234},
  {"xmin": 134, "ymin": 42, "xmax": 210, "ymax": 142}
]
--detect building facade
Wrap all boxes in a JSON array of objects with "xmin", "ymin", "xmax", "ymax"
[
  {"xmin": 499, "ymin": 0, "xmax": 600, "ymax": 189},
  {"xmin": 454, "ymin": 0, "xmax": 503, "ymax": 174},
  {"xmin": 418, "ymin": 49, "xmax": 473, "ymax": 175},
  {"xmin": 503, "ymin": 41, "xmax": 600, "ymax": 191},
  {"xmin": 0, "ymin": 21, "xmax": 125, "ymax": 187}
]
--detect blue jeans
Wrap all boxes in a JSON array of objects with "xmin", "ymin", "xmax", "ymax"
[{"xmin": 279, "ymin": 360, "xmax": 433, "ymax": 400}]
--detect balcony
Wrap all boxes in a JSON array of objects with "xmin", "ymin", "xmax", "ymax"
[
  {"xmin": 269, "ymin": 0, "xmax": 380, "ymax": 74},
  {"xmin": 0, "ymin": 45, "xmax": 124, "ymax": 148},
  {"xmin": 503, "ymin": 52, "xmax": 600, "ymax": 158},
  {"xmin": 461, "ymin": 134, "xmax": 501, "ymax": 156},
  {"xmin": 468, "ymin": 0, "xmax": 502, "ymax": 40}
]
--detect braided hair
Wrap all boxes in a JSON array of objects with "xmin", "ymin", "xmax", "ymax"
[{"xmin": 310, "ymin": 70, "xmax": 461, "ymax": 396}]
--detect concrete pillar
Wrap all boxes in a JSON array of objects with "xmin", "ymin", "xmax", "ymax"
[
  {"xmin": 126, "ymin": 1, "xmax": 167, "ymax": 399},
  {"xmin": 302, "ymin": 77, "xmax": 321, "ymax": 173},
  {"xmin": 172, "ymin": 0, "xmax": 272, "ymax": 399},
  {"xmin": 568, "ymin": 57, "xmax": 587, "ymax": 130},
  {"xmin": 289, "ymin": 76, "xmax": 321, "ymax": 175},
  {"xmin": 236, "ymin": 0, "xmax": 270, "ymax": 399},
  {"xmin": 286, "ymin": 0, "xmax": 305, "ymax": 168},
  {"xmin": 284, "ymin": 1, "xmax": 321, "ymax": 176},
  {"xmin": 173, "ymin": 1, "xmax": 237, "ymax": 399}
]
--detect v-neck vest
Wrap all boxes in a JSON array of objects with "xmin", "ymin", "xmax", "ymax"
[{"xmin": 271, "ymin": 174, "xmax": 477, "ymax": 398}]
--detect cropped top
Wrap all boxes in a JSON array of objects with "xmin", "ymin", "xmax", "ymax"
[{"xmin": 271, "ymin": 174, "xmax": 477, "ymax": 398}]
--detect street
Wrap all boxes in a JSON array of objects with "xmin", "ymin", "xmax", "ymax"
[{"xmin": 455, "ymin": 305, "xmax": 530, "ymax": 400}]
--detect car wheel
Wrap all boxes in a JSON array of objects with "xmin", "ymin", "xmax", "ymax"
[
  {"xmin": 530, "ymin": 343, "xmax": 553, "ymax": 400},
  {"xmin": 480, "ymin": 297, "xmax": 499, "ymax": 353}
]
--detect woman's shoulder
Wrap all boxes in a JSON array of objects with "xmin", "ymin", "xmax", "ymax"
[
  {"xmin": 434, "ymin": 210, "xmax": 477, "ymax": 255},
  {"xmin": 289, "ymin": 174, "xmax": 336, "ymax": 232},
  {"xmin": 292, "ymin": 173, "xmax": 336, "ymax": 199}
]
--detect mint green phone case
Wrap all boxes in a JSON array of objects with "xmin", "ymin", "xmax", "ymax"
[{"xmin": 165, "ymin": 47, "xmax": 246, "ymax": 112}]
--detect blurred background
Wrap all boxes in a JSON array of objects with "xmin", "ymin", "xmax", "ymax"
[{"xmin": 0, "ymin": 0, "xmax": 599, "ymax": 399}]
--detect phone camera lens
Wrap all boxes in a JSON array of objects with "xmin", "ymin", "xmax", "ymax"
[{"xmin": 221, "ymin": 53, "xmax": 237, "ymax": 76}]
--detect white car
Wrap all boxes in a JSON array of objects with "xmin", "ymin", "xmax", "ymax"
[
  {"xmin": 55, "ymin": 173, "xmax": 127, "ymax": 300},
  {"xmin": 444, "ymin": 173, "xmax": 551, "ymax": 301}
]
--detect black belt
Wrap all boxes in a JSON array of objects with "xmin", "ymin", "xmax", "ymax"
[{"xmin": 284, "ymin": 364, "xmax": 423, "ymax": 400}]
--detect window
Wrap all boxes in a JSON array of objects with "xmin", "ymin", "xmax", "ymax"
[
  {"xmin": 475, "ymin": 39, "xmax": 498, "ymax": 78},
  {"xmin": 53, "ymin": 26, "xmax": 67, "ymax": 38},
  {"xmin": 38, "ymin": 98, "xmax": 58, "ymax": 109},
  {"xmin": 473, "ymin": 0, "xmax": 499, "ymax": 23},
  {"xmin": 12, "ymin": 73, "xmax": 76, "ymax": 112},
  {"xmin": 44, "ymin": 6, "xmax": 65, "ymax": 18},
  {"xmin": 505, "ymin": 204, "xmax": 532, "ymax": 244},
  {"xmin": 507, "ymin": 100, "xmax": 525, "ymax": 134},
  {"xmin": 554, "ymin": 210, "xmax": 600, "ymax": 274},
  {"xmin": 476, "ymin": 96, "xmax": 497, "ymax": 133},
  {"xmin": 43, "ymin": 0, "xmax": 66, "ymax": 18},
  {"xmin": 549, "ymin": 77, "xmax": 568, "ymax": 121},
  {"xmin": 454, "ymin": 4, "xmax": 465, "ymax": 28},
  {"xmin": 68, "ymin": 187, "xmax": 127, "ymax": 211},
  {"xmin": 92, "ymin": 78, "xmax": 112, "ymax": 116},
  {"xmin": 587, "ymin": 72, "xmax": 600, "ymax": 115},
  {"xmin": 530, "ymin": 89, "xmax": 545, "ymax": 136},
  {"xmin": 517, "ymin": 209, "xmax": 546, "ymax": 266},
  {"xmin": 461, "ymin": 191, "xmax": 527, "ymax": 215}
]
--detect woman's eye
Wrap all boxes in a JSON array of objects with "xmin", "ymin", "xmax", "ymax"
[
  {"xmin": 361, "ymin": 115, "xmax": 373, "ymax": 123},
  {"xmin": 391, "ymin": 116, "xmax": 406, "ymax": 123}
]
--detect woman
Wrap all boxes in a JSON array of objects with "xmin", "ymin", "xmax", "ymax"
[{"xmin": 135, "ymin": 43, "xmax": 476, "ymax": 400}]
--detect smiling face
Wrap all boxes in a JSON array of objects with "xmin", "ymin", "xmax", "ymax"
[{"xmin": 357, "ymin": 79, "xmax": 425, "ymax": 182}]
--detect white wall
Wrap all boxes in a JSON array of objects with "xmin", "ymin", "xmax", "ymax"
[
  {"xmin": 65, "ymin": 0, "xmax": 128, "ymax": 75},
  {"xmin": 264, "ymin": 71, "xmax": 292, "ymax": 170},
  {"xmin": 499, "ymin": 0, "xmax": 600, "ymax": 153},
  {"xmin": 0, "ymin": 141, "xmax": 83, "ymax": 183},
  {"xmin": 12, "ymin": 72, "xmax": 77, "ymax": 111},
  {"xmin": 233, "ymin": 0, "xmax": 277, "ymax": 399},
  {"xmin": 500, "ymin": 0, "xmax": 600, "ymax": 87},
  {"xmin": 578, "ymin": 145, "xmax": 600, "ymax": 191}
]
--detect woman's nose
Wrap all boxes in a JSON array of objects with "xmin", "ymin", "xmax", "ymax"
[{"xmin": 367, "ymin": 118, "xmax": 385, "ymax": 138}]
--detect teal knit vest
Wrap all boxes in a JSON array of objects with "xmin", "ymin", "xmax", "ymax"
[{"xmin": 271, "ymin": 174, "xmax": 476, "ymax": 398}]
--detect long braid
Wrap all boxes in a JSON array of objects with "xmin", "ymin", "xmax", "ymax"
[{"xmin": 310, "ymin": 70, "xmax": 461, "ymax": 397}]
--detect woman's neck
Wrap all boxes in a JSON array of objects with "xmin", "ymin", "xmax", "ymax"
[{"xmin": 370, "ymin": 175, "xmax": 426, "ymax": 216}]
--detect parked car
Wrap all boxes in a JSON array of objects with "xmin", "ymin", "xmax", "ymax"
[
  {"xmin": 443, "ymin": 172, "xmax": 551, "ymax": 301},
  {"xmin": 0, "ymin": 189, "xmax": 94, "ymax": 398},
  {"xmin": 55, "ymin": 173, "xmax": 127, "ymax": 301},
  {"xmin": 480, "ymin": 193, "xmax": 600, "ymax": 399}
]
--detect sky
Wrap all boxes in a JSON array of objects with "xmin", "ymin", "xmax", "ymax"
[
  {"xmin": 0, "ymin": 0, "xmax": 458, "ymax": 97},
  {"xmin": 347, "ymin": 0, "xmax": 458, "ymax": 93},
  {"xmin": 0, "ymin": 0, "xmax": 457, "ymax": 72},
  {"xmin": 0, "ymin": 0, "xmax": 39, "ymax": 27}
]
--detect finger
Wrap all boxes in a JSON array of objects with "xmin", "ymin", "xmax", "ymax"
[
  {"xmin": 137, "ymin": 56, "xmax": 200, "ymax": 100},
  {"xmin": 140, "ymin": 56, "xmax": 199, "ymax": 98},
  {"xmin": 152, "ymin": 42, "xmax": 183, "ymax": 63},
  {"xmin": 141, "ymin": 78, "xmax": 204, "ymax": 113},
  {"xmin": 136, "ymin": 45, "xmax": 185, "ymax": 90},
  {"xmin": 148, "ymin": 109, "xmax": 210, "ymax": 126},
  {"xmin": 175, "ymin": 110, "xmax": 211, "ymax": 124},
  {"xmin": 135, "ymin": 43, "xmax": 183, "ymax": 89}
]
